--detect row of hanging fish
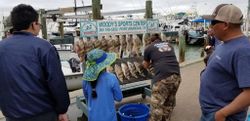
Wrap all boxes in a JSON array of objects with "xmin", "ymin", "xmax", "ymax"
[
  {"xmin": 106, "ymin": 58, "xmax": 154, "ymax": 84},
  {"xmin": 74, "ymin": 33, "xmax": 152, "ymax": 62}
]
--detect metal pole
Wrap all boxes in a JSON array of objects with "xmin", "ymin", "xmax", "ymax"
[
  {"xmin": 246, "ymin": 0, "xmax": 250, "ymax": 36},
  {"xmin": 39, "ymin": 9, "xmax": 48, "ymax": 39},
  {"xmin": 59, "ymin": 21, "xmax": 64, "ymax": 38}
]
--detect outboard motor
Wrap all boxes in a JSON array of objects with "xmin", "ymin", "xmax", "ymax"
[{"xmin": 68, "ymin": 57, "xmax": 81, "ymax": 73}]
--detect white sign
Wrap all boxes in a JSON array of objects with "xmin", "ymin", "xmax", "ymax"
[
  {"xmin": 80, "ymin": 19, "xmax": 159, "ymax": 37},
  {"xmin": 147, "ymin": 19, "xmax": 159, "ymax": 33},
  {"xmin": 98, "ymin": 20, "xmax": 148, "ymax": 34},
  {"xmin": 80, "ymin": 21, "xmax": 98, "ymax": 37}
]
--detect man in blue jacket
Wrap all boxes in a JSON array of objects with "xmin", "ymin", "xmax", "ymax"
[{"xmin": 0, "ymin": 4, "xmax": 70, "ymax": 121}]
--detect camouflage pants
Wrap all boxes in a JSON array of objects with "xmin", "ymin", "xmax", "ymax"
[{"xmin": 149, "ymin": 74, "xmax": 181, "ymax": 121}]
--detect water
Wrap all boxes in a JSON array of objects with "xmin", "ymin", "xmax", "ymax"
[
  {"xmin": 58, "ymin": 44, "xmax": 203, "ymax": 63},
  {"xmin": 172, "ymin": 44, "xmax": 203, "ymax": 62}
]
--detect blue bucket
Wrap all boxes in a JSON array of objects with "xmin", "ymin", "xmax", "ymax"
[{"xmin": 118, "ymin": 103, "xmax": 150, "ymax": 121}]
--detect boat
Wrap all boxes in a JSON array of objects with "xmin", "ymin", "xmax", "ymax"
[
  {"xmin": 61, "ymin": 60, "xmax": 83, "ymax": 91},
  {"xmin": 54, "ymin": 44, "xmax": 73, "ymax": 51},
  {"xmin": 49, "ymin": 33, "xmax": 75, "ymax": 51},
  {"xmin": 64, "ymin": 72, "xmax": 83, "ymax": 91},
  {"xmin": 185, "ymin": 29, "xmax": 205, "ymax": 45}
]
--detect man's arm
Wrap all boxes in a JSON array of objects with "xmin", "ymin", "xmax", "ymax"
[
  {"xmin": 215, "ymin": 88, "xmax": 250, "ymax": 120},
  {"xmin": 44, "ymin": 47, "xmax": 70, "ymax": 114},
  {"xmin": 143, "ymin": 45, "xmax": 151, "ymax": 69}
]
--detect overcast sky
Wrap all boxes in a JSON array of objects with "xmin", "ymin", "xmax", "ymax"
[{"xmin": 0, "ymin": 0, "xmax": 248, "ymax": 16}]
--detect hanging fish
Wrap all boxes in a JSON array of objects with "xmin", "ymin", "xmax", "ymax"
[
  {"xmin": 143, "ymin": 33, "xmax": 151, "ymax": 47},
  {"xmin": 131, "ymin": 35, "xmax": 142, "ymax": 57},
  {"xmin": 101, "ymin": 37, "xmax": 108, "ymax": 51},
  {"xmin": 94, "ymin": 40, "xmax": 102, "ymax": 49},
  {"xmin": 125, "ymin": 35, "xmax": 133, "ymax": 57},
  {"xmin": 120, "ymin": 35, "xmax": 127, "ymax": 50},
  {"xmin": 114, "ymin": 64, "xmax": 125, "ymax": 84},
  {"xmin": 85, "ymin": 41, "xmax": 94, "ymax": 52},
  {"xmin": 107, "ymin": 39, "xmax": 115, "ymax": 53},
  {"xmin": 106, "ymin": 65, "xmax": 114, "ymax": 73},
  {"xmin": 133, "ymin": 61, "xmax": 146, "ymax": 77},
  {"xmin": 119, "ymin": 35, "xmax": 127, "ymax": 58},
  {"xmin": 78, "ymin": 40, "xmax": 85, "ymax": 50},
  {"xmin": 114, "ymin": 36, "xmax": 121, "ymax": 54},
  {"xmin": 127, "ymin": 61, "xmax": 139, "ymax": 78},
  {"xmin": 121, "ymin": 63, "xmax": 132, "ymax": 80},
  {"xmin": 147, "ymin": 64, "xmax": 155, "ymax": 76},
  {"xmin": 75, "ymin": 40, "xmax": 86, "ymax": 62}
]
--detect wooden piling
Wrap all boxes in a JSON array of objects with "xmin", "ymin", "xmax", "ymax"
[
  {"xmin": 178, "ymin": 31, "xmax": 186, "ymax": 63},
  {"xmin": 145, "ymin": 0, "xmax": 153, "ymax": 19},
  {"xmin": 58, "ymin": 21, "xmax": 64, "ymax": 38},
  {"xmin": 92, "ymin": 0, "xmax": 102, "ymax": 20}
]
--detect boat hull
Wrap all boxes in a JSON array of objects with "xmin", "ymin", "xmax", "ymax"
[{"xmin": 65, "ymin": 72, "xmax": 83, "ymax": 91}]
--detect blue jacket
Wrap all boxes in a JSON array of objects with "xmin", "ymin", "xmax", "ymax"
[
  {"xmin": 83, "ymin": 72, "xmax": 123, "ymax": 121},
  {"xmin": 0, "ymin": 32, "xmax": 70, "ymax": 119}
]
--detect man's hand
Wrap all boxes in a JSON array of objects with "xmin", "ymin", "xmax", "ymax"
[
  {"xmin": 58, "ymin": 113, "xmax": 69, "ymax": 121},
  {"xmin": 215, "ymin": 110, "xmax": 226, "ymax": 121},
  {"xmin": 214, "ymin": 88, "xmax": 250, "ymax": 121},
  {"xmin": 205, "ymin": 45, "xmax": 212, "ymax": 50}
]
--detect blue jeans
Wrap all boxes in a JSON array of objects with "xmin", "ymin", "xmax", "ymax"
[
  {"xmin": 200, "ymin": 112, "xmax": 215, "ymax": 121},
  {"xmin": 200, "ymin": 112, "xmax": 242, "ymax": 121}
]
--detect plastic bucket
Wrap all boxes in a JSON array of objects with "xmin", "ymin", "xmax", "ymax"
[{"xmin": 118, "ymin": 103, "xmax": 149, "ymax": 121}]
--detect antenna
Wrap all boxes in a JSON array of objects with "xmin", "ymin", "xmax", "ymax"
[
  {"xmin": 82, "ymin": 0, "xmax": 84, "ymax": 6},
  {"xmin": 73, "ymin": 0, "xmax": 77, "ymax": 27}
]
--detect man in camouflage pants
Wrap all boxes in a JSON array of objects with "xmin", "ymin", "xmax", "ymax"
[
  {"xmin": 150, "ymin": 74, "xmax": 181, "ymax": 121},
  {"xmin": 143, "ymin": 33, "xmax": 181, "ymax": 121}
]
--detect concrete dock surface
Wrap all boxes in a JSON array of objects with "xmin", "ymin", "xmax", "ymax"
[{"xmin": 0, "ymin": 61, "xmax": 206, "ymax": 121}]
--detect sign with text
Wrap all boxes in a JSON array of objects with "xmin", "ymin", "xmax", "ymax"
[
  {"xmin": 80, "ymin": 21, "xmax": 98, "ymax": 37},
  {"xmin": 80, "ymin": 19, "xmax": 159, "ymax": 37},
  {"xmin": 98, "ymin": 20, "xmax": 148, "ymax": 34},
  {"xmin": 147, "ymin": 19, "xmax": 160, "ymax": 33}
]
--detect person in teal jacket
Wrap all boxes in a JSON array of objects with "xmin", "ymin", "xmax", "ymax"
[{"xmin": 82, "ymin": 49, "xmax": 123, "ymax": 121}]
